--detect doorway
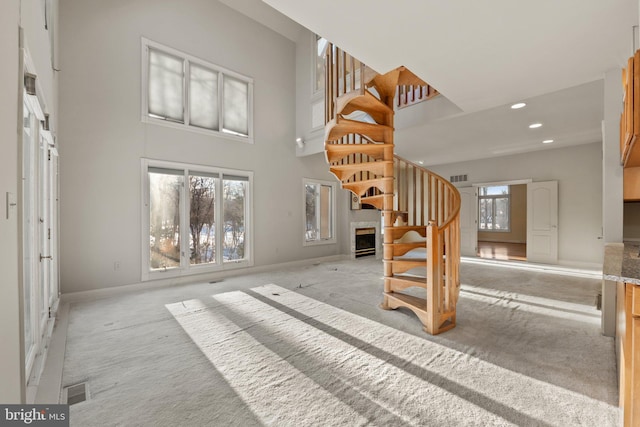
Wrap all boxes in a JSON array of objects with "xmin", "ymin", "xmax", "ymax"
[
  {"xmin": 477, "ymin": 183, "xmax": 527, "ymax": 261},
  {"xmin": 459, "ymin": 180, "xmax": 558, "ymax": 264}
]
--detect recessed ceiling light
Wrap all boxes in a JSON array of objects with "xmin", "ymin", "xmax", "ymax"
[
  {"xmin": 511, "ymin": 102, "xmax": 526, "ymax": 109},
  {"xmin": 542, "ymin": 139, "xmax": 554, "ymax": 144},
  {"xmin": 418, "ymin": 161, "xmax": 424, "ymax": 165},
  {"xmin": 529, "ymin": 123, "xmax": 542, "ymax": 129}
]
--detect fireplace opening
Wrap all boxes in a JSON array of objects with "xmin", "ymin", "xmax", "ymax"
[{"xmin": 355, "ymin": 227, "xmax": 376, "ymax": 258}]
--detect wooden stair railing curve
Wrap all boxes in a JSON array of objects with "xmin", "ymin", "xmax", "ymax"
[{"xmin": 323, "ymin": 42, "xmax": 461, "ymax": 335}]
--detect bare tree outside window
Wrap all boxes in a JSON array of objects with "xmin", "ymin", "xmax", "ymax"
[
  {"xmin": 189, "ymin": 175, "xmax": 216, "ymax": 265},
  {"xmin": 305, "ymin": 181, "xmax": 333, "ymax": 242},
  {"xmin": 223, "ymin": 178, "xmax": 246, "ymax": 261},
  {"xmin": 149, "ymin": 171, "xmax": 182, "ymax": 270},
  {"xmin": 478, "ymin": 185, "xmax": 510, "ymax": 231}
]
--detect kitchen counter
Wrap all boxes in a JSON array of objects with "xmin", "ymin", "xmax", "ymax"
[{"xmin": 604, "ymin": 242, "xmax": 640, "ymax": 285}]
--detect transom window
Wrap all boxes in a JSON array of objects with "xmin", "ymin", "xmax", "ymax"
[
  {"xmin": 142, "ymin": 38, "xmax": 253, "ymax": 141},
  {"xmin": 478, "ymin": 185, "xmax": 510, "ymax": 231},
  {"xmin": 304, "ymin": 179, "xmax": 336, "ymax": 245},
  {"xmin": 143, "ymin": 160, "xmax": 252, "ymax": 280}
]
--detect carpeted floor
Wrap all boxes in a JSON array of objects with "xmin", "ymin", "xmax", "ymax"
[{"xmin": 61, "ymin": 258, "xmax": 618, "ymax": 426}]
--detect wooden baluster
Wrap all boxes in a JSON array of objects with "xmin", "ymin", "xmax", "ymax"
[
  {"xmin": 350, "ymin": 57, "xmax": 355, "ymax": 92},
  {"xmin": 412, "ymin": 165, "xmax": 417, "ymax": 225},
  {"xmin": 340, "ymin": 50, "xmax": 347, "ymax": 95},
  {"xmin": 335, "ymin": 46, "xmax": 339, "ymax": 98}
]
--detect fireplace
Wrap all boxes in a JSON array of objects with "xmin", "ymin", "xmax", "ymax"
[
  {"xmin": 350, "ymin": 221, "xmax": 381, "ymax": 259},
  {"xmin": 355, "ymin": 227, "xmax": 376, "ymax": 258}
]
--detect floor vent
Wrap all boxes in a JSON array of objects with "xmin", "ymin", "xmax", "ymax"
[{"xmin": 64, "ymin": 382, "xmax": 89, "ymax": 405}]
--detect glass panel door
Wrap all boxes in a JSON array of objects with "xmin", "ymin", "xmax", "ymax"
[
  {"xmin": 38, "ymin": 132, "xmax": 51, "ymax": 333},
  {"xmin": 49, "ymin": 149, "xmax": 59, "ymax": 308},
  {"xmin": 22, "ymin": 101, "xmax": 37, "ymax": 377}
]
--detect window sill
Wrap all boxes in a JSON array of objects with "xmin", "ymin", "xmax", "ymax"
[{"xmin": 142, "ymin": 115, "xmax": 254, "ymax": 144}]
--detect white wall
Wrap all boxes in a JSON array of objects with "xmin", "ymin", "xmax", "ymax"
[
  {"xmin": 0, "ymin": 0, "xmax": 23, "ymax": 404},
  {"xmin": 428, "ymin": 142, "xmax": 604, "ymax": 266},
  {"xmin": 603, "ymin": 68, "xmax": 624, "ymax": 243},
  {"xmin": 58, "ymin": 0, "xmax": 341, "ymax": 293}
]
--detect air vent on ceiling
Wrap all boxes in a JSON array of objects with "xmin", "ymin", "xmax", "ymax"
[{"xmin": 450, "ymin": 174, "xmax": 468, "ymax": 183}]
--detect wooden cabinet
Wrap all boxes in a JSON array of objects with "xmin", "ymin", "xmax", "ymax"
[
  {"xmin": 624, "ymin": 168, "xmax": 640, "ymax": 201},
  {"xmin": 621, "ymin": 50, "xmax": 640, "ymax": 200},
  {"xmin": 617, "ymin": 281, "xmax": 640, "ymax": 426},
  {"xmin": 622, "ymin": 51, "xmax": 640, "ymax": 165}
]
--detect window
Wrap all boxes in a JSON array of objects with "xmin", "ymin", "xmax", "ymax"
[
  {"xmin": 478, "ymin": 185, "xmax": 510, "ymax": 231},
  {"xmin": 304, "ymin": 179, "xmax": 336, "ymax": 245},
  {"xmin": 143, "ymin": 160, "xmax": 252, "ymax": 280},
  {"xmin": 142, "ymin": 38, "xmax": 253, "ymax": 141},
  {"xmin": 314, "ymin": 34, "xmax": 328, "ymax": 94}
]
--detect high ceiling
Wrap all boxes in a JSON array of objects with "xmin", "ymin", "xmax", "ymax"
[{"xmin": 257, "ymin": 0, "xmax": 638, "ymax": 165}]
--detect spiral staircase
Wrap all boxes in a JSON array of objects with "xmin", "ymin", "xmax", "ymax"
[{"xmin": 324, "ymin": 43, "xmax": 461, "ymax": 335}]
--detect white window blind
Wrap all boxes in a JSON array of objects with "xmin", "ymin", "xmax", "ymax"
[
  {"xmin": 223, "ymin": 76, "xmax": 249, "ymax": 136},
  {"xmin": 143, "ymin": 39, "xmax": 253, "ymax": 141},
  {"xmin": 189, "ymin": 63, "xmax": 219, "ymax": 130},
  {"xmin": 148, "ymin": 48, "xmax": 184, "ymax": 122}
]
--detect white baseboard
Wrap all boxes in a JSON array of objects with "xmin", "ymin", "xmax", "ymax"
[
  {"xmin": 61, "ymin": 255, "xmax": 347, "ymax": 304},
  {"xmin": 462, "ymin": 256, "xmax": 602, "ymax": 278},
  {"xmin": 35, "ymin": 301, "xmax": 69, "ymax": 404}
]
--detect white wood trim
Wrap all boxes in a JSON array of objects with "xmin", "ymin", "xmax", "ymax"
[
  {"xmin": 63, "ymin": 255, "xmax": 347, "ymax": 304},
  {"xmin": 302, "ymin": 178, "xmax": 337, "ymax": 246}
]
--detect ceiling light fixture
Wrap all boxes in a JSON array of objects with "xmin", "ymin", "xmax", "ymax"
[
  {"xmin": 418, "ymin": 161, "xmax": 424, "ymax": 165},
  {"xmin": 295, "ymin": 137, "xmax": 305, "ymax": 148},
  {"xmin": 511, "ymin": 102, "xmax": 526, "ymax": 109},
  {"xmin": 542, "ymin": 139, "xmax": 554, "ymax": 144},
  {"xmin": 529, "ymin": 123, "xmax": 542, "ymax": 129}
]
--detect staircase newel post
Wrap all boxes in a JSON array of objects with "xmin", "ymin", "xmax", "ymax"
[
  {"xmin": 380, "ymin": 74, "xmax": 396, "ymax": 309},
  {"xmin": 425, "ymin": 221, "xmax": 440, "ymax": 334}
]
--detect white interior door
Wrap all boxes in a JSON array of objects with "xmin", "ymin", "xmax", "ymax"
[
  {"xmin": 526, "ymin": 181, "xmax": 558, "ymax": 264},
  {"xmin": 458, "ymin": 187, "xmax": 478, "ymax": 257}
]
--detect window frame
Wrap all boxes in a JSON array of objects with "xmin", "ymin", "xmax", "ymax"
[
  {"xmin": 478, "ymin": 185, "xmax": 511, "ymax": 232},
  {"xmin": 311, "ymin": 33, "xmax": 328, "ymax": 97},
  {"xmin": 302, "ymin": 178, "xmax": 337, "ymax": 246},
  {"xmin": 141, "ymin": 38, "xmax": 254, "ymax": 143},
  {"xmin": 141, "ymin": 158, "xmax": 254, "ymax": 281}
]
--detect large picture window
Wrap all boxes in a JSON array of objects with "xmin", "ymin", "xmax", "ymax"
[
  {"xmin": 478, "ymin": 185, "xmax": 510, "ymax": 231},
  {"xmin": 142, "ymin": 38, "xmax": 253, "ymax": 141},
  {"xmin": 304, "ymin": 179, "xmax": 336, "ymax": 245},
  {"xmin": 143, "ymin": 160, "xmax": 252, "ymax": 280}
]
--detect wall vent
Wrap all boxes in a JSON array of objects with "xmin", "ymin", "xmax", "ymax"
[{"xmin": 450, "ymin": 174, "xmax": 468, "ymax": 183}]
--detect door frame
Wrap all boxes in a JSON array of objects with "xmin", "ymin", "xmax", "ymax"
[{"xmin": 462, "ymin": 179, "xmax": 532, "ymax": 259}]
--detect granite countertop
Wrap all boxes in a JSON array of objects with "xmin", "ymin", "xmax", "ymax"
[{"xmin": 604, "ymin": 242, "xmax": 640, "ymax": 285}]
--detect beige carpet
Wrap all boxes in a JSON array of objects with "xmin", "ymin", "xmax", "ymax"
[{"xmin": 61, "ymin": 258, "xmax": 618, "ymax": 426}]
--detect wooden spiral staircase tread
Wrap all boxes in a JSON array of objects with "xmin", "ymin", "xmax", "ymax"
[{"xmin": 325, "ymin": 116, "xmax": 393, "ymax": 143}]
